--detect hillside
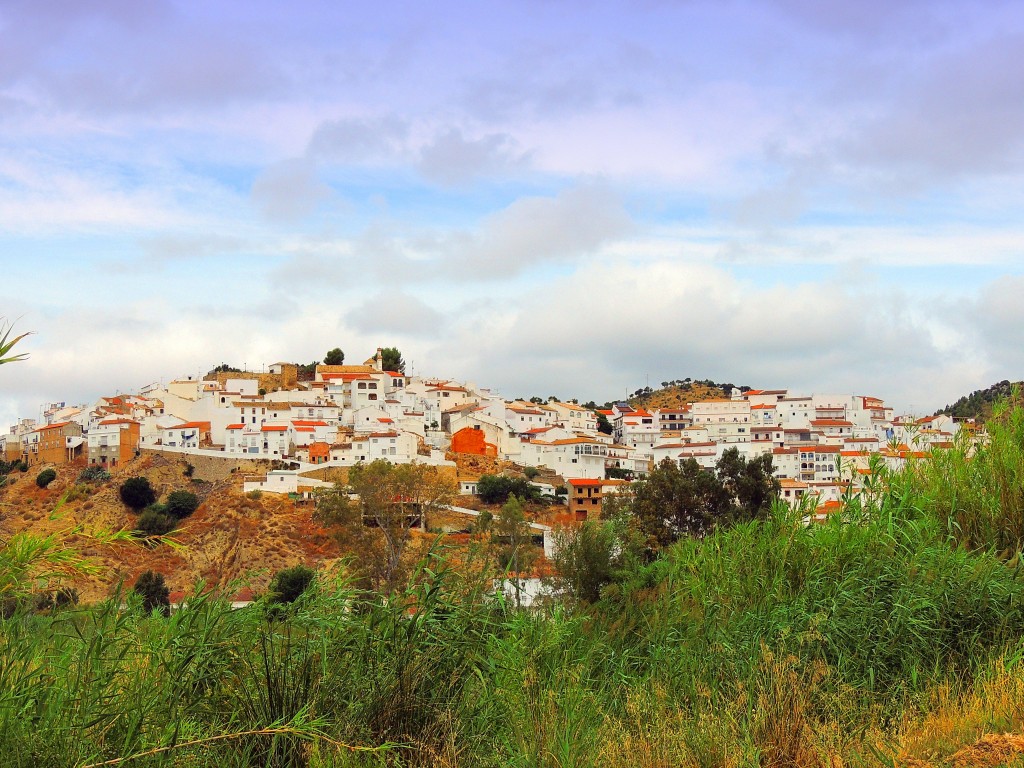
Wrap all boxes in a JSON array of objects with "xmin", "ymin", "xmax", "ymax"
[
  {"xmin": 626, "ymin": 378, "xmax": 742, "ymax": 409},
  {"xmin": 0, "ymin": 453, "xmax": 341, "ymax": 602},
  {"xmin": 935, "ymin": 379, "xmax": 1024, "ymax": 421}
]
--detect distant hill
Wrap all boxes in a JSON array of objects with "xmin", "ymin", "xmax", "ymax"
[
  {"xmin": 625, "ymin": 378, "xmax": 749, "ymax": 410},
  {"xmin": 935, "ymin": 380, "xmax": 1023, "ymax": 421}
]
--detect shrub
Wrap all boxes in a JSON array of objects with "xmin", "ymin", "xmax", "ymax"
[
  {"xmin": 523, "ymin": 466, "xmax": 540, "ymax": 480},
  {"xmin": 78, "ymin": 465, "xmax": 111, "ymax": 483},
  {"xmin": 247, "ymin": 489, "xmax": 262, "ymax": 500},
  {"xmin": 477, "ymin": 474, "xmax": 539, "ymax": 504},
  {"xmin": 64, "ymin": 483, "xmax": 91, "ymax": 503},
  {"xmin": 132, "ymin": 570, "xmax": 170, "ymax": 616},
  {"xmin": 17, "ymin": 460, "xmax": 28, "ymax": 472},
  {"xmin": 165, "ymin": 490, "xmax": 200, "ymax": 519},
  {"xmin": 267, "ymin": 565, "xmax": 315, "ymax": 605},
  {"xmin": 183, "ymin": 462, "xmax": 195, "ymax": 478},
  {"xmin": 136, "ymin": 508, "xmax": 177, "ymax": 538},
  {"xmin": 35, "ymin": 468, "xmax": 56, "ymax": 488},
  {"xmin": 119, "ymin": 476, "xmax": 156, "ymax": 510},
  {"xmin": 33, "ymin": 587, "xmax": 79, "ymax": 613}
]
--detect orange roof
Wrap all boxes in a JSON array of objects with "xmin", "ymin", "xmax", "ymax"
[
  {"xmin": 751, "ymin": 404, "xmax": 776, "ymax": 410},
  {"xmin": 170, "ymin": 421, "xmax": 211, "ymax": 430},
  {"xmin": 292, "ymin": 420, "xmax": 328, "ymax": 427},
  {"xmin": 35, "ymin": 421, "xmax": 72, "ymax": 432},
  {"xmin": 568, "ymin": 478, "xmax": 603, "ymax": 487},
  {"xmin": 226, "ymin": 423, "xmax": 245, "ymax": 430},
  {"xmin": 261, "ymin": 425, "xmax": 288, "ymax": 432},
  {"xmin": 810, "ymin": 419, "xmax": 852, "ymax": 427}
]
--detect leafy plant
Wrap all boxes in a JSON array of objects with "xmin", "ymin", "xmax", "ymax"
[
  {"xmin": 77, "ymin": 465, "xmax": 111, "ymax": 483},
  {"xmin": 0, "ymin": 318, "xmax": 31, "ymax": 365},
  {"xmin": 133, "ymin": 570, "xmax": 171, "ymax": 616},
  {"xmin": 267, "ymin": 565, "xmax": 315, "ymax": 605},
  {"xmin": 136, "ymin": 508, "xmax": 177, "ymax": 538},
  {"xmin": 119, "ymin": 476, "xmax": 156, "ymax": 510},
  {"xmin": 35, "ymin": 468, "xmax": 56, "ymax": 488},
  {"xmin": 165, "ymin": 490, "xmax": 199, "ymax": 519}
]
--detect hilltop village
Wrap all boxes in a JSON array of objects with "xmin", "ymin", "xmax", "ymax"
[{"xmin": 2, "ymin": 348, "xmax": 972, "ymax": 521}]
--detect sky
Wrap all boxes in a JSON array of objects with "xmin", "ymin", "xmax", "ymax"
[{"xmin": 2, "ymin": 0, "xmax": 1024, "ymax": 425}]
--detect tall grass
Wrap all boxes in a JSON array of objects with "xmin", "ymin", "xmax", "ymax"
[
  {"xmin": 4, "ymin": 404, "xmax": 1024, "ymax": 766},
  {"xmin": 899, "ymin": 398, "xmax": 1024, "ymax": 551}
]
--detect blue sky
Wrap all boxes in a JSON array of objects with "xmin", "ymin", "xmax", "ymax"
[{"xmin": 2, "ymin": 0, "xmax": 1024, "ymax": 425}]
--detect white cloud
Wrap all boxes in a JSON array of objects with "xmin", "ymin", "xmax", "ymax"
[
  {"xmin": 344, "ymin": 291, "xmax": 446, "ymax": 336},
  {"xmin": 417, "ymin": 128, "xmax": 529, "ymax": 185},
  {"xmin": 251, "ymin": 158, "xmax": 333, "ymax": 222}
]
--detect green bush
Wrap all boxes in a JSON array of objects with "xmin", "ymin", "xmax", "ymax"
[
  {"xmin": 267, "ymin": 565, "xmax": 315, "ymax": 605},
  {"xmin": 119, "ymin": 476, "xmax": 156, "ymax": 510},
  {"xmin": 477, "ymin": 474, "xmax": 539, "ymax": 504},
  {"xmin": 165, "ymin": 490, "xmax": 199, "ymax": 519},
  {"xmin": 132, "ymin": 570, "xmax": 170, "ymax": 616},
  {"xmin": 136, "ymin": 508, "xmax": 177, "ymax": 538},
  {"xmin": 35, "ymin": 468, "xmax": 56, "ymax": 488}
]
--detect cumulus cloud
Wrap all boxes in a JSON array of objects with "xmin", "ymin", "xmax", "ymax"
[
  {"xmin": 135, "ymin": 234, "xmax": 249, "ymax": 267},
  {"xmin": 433, "ymin": 258, "xmax": 981, "ymax": 410},
  {"xmin": 306, "ymin": 115, "xmax": 409, "ymax": 162},
  {"xmin": 435, "ymin": 183, "xmax": 631, "ymax": 276},
  {"xmin": 960, "ymin": 276, "xmax": 1024, "ymax": 374},
  {"xmin": 251, "ymin": 159, "xmax": 332, "ymax": 222},
  {"xmin": 343, "ymin": 291, "xmax": 446, "ymax": 336},
  {"xmin": 417, "ymin": 128, "xmax": 530, "ymax": 186},
  {"xmin": 271, "ymin": 183, "xmax": 632, "ymax": 286}
]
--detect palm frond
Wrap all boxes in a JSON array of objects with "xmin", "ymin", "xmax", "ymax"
[{"xmin": 0, "ymin": 318, "xmax": 31, "ymax": 364}]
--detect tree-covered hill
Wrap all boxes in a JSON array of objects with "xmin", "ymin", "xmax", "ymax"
[{"xmin": 935, "ymin": 379, "xmax": 1023, "ymax": 421}]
